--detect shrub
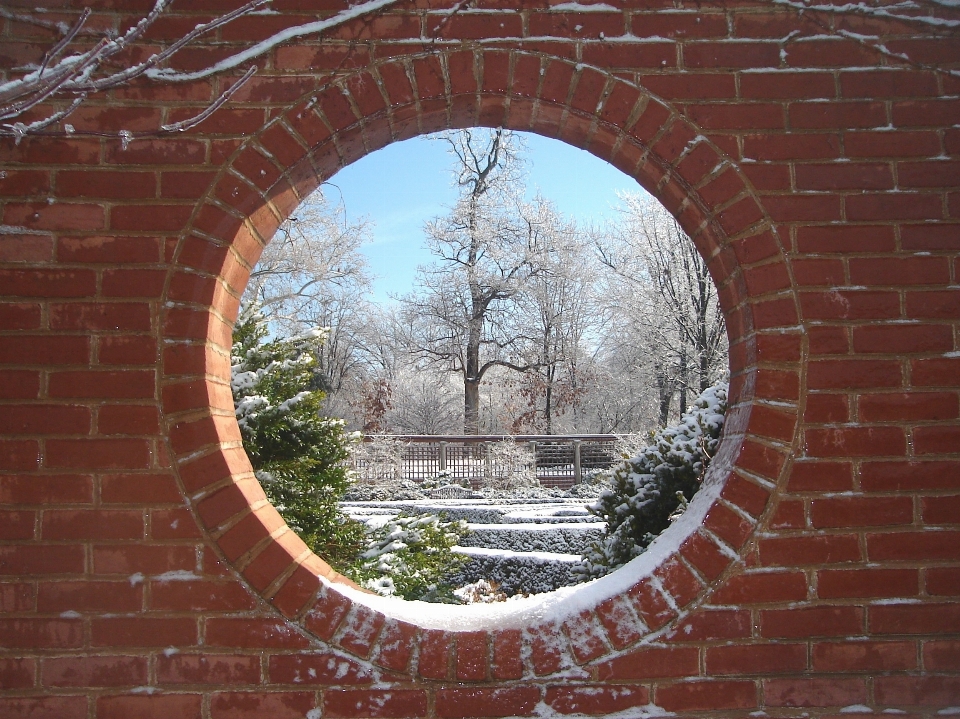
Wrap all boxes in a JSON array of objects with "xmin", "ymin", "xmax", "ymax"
[
  {"xmin": 351, "ymin": 514, "xmax": 468, "ymax": 602},
  {"xmin": 231, "ymin": 306, "xmax": 367, "ymax": 570},
  {"xmin": 578, "ymin": 381, "xmax": 728, "ymax": 579}
]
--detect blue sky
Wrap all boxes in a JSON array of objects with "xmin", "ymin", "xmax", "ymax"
[{"xmin": 323, "ymin": 131, "xmax": 648, "ymax": 303}]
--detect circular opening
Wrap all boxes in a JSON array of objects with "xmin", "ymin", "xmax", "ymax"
[
  {"xmin": 232, "ymin": 128, "xmax": 732, "ymax": 610},
  {"xmin": 162, "ymin": 53, "xmax": 799, "ymax": 673}
]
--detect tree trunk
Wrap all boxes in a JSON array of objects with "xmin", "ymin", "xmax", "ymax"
[
  {"xmin": 678, "ymin": 347, "xmax": 688, "ymax": 416},
  {"xmin": 464, "ymin": 376, "xmax": 480, "ymax": 434},
  {"xmin": 656, "ymin": 363, "xmax": 672, "ymax": 427},
  {"xmin": 544, "ymin": 382, "xmax": 553, "ymax": 435}
]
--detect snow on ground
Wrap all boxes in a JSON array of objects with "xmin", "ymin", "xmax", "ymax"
[{"xmin": 342, "ymin": 493, "xmax": 604, "ymax": 596}]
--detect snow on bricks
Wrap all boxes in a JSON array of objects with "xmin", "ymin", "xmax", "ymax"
[{"xmin": 2, "ymin": 0, "xmax": 960, "ymax": 717}]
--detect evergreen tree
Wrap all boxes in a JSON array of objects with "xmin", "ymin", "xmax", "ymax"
[
  {"xmin": 579, "ymin": 381, "xmax": 728, "ymax": 579},
  {"xmin": 231, "ymin": 306, "xmax": 366, "ymax": 570}
]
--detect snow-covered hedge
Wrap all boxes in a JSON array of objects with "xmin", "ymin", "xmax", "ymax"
[
  {"xmin": 459, "ymin": 523, "xmax": 604, "ymax": 554},
  {"xmin": 448, "ymin": 547, "xmax": 581, "ymax": 596},
  {"xmin": 579, "ymin": 381, "xmax": 728, "ymax": 580}
]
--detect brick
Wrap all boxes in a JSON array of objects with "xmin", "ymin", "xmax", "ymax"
[
  {"xmin": 763, "ymin": 677, "xmax": 867, "ymax": 707},
  {"xmin": 817, "ymin": 568, "xmax": 918, "ymax": 599},
  {"xmin": 150, "ymin": 579, "xmax": 256, "ymax": 612},
  {"xmin": 209, "ymin": 691, "xmax": 315, "ymax": 719},
  {"xmin": 545, "ymin": 685, "xmax": 650, "ymax": 715},
  {"xmin": 0, "ymin": 545, "xmax": 84, "ymax": 575},
  {"xmin": 0, "ymin": 618, "xmax": 83, "ymax": 648},
  {"xmin": 37, "ymin": 580, "xmax": 142, "ymax": 613},
  {"xmin": 596, "ymin": 646, "xmax": 698, "ymax": 680},
  {"xmin": 49, "ymin": 302, "xmax": 152, "ymax": 331},
  {"xmin": 860, "ymin": 392, "xmax": 958, "ymax": 422},
  {"xmin": 0, "ymin": 302, "xmax": 41, "ymax": 330},
  {"xmin": 761, "ymin": 606, "xmax": 863, "ymax": 638},
  {"xmin": 0, "ymin": 583, "xmax": 34, "ymax": 613},
  {"xmin": 924, "ymin": 640, "xmax": 960, "ymax": 670},
  {"xmin": 868, "ymin": 531, "xmax": 960, "ymax": 562},
  {"xmin": 42, "ymin": 655, "xmax": 148, "ymax": 687},
  {"xmin": 325, "ymin": 690, "xmax": 428, "ymax": 718},
  {"xmin": 861, "ymin": 460, "xmax": 960, "ymax": 491},
  {"xmin": 206, "ymin": 618, "xmax": 310, "ymax": 649},
  {"xmin": 852, "ymin": 324, "xmax": 952, "ymax": 354},
  {"xmin": 0, "ymin": 404, "xmax": 90, "ymax": 435},
  {"xmin": 740, "ymin": 72, "xmax": 835, "ymax": 99},
  {"xmin": 905, "ymin": 289, "xmax": 960, "ymax": 318},
  {"xmin": 49, "ymin": 370, "xmax": 155, "ymax": 399},
  {"xmin": 759, "ymin": 534, "xmax": 861, "ymax": 566},
  {"xmin": 42, "ymin": 509, "xmax": 143, "ymax": 540},
  {"xmin": 875, "ymin": 676, "xmax": 960, "ymax": 707},
  {"xmin": 685, "ymin": 40, "xmax": 779, "ymax": 68},
  {"xmin": 811, "ymin": 496, "xmax": 913, "ymax": 528},
  {"xmin": 914, "ymin": 424, "xmax": 960, "ymax": 454},
  {"xmin": 847, "ymin": 193, "xmax": 944, "ymax": 222},
  {"xmin": 795, "ymin": 162, "xmax": 893, "ymax": 190},
  {"xmin": 580, "ymin": 43, "xmax": 676, "ymax": 69},
  {"xmin": 707, "ymin": 643, "xmax": 807, "ymax": 675},
  {"xmin": 268, "ymin": 654, "xmax": 372, "ymax": 685},
  {"xmin": 97, "ymin": 694, "xmax": 202, "ymax": 719},
  {"xmin": 46, "ymin": 438, "xmax": 151, "ymax": 469},
  {"xmin": 0, "ymin": 657, "xmax": 34, "ymax": 689},
  {"xmin": 656, "ymin": 680, "xmax": 757, "ymax": 711},
  {"xmin": 923, "ymin": 494, "xmax": 960, "ymax": 525},
  {"xmin": 455, "ymin": 631, "xmax": 488, "ymax": 681},
  {"xmin": 790, "ymin": 101, "xmax": 886, "ymax": 129},
  {"xmin": 805, "ymin": 426, "xmax": 906, "ymax": 457},
  {"xmin": 841, "ymin": 70, "xmax": 939, "ymax": 98},
  {"xmin": 93, "ymin": 544, "xmax": 196, "ymax": 575},
  {"xmin": 435, "ymin": 688, "xmax": 540, "ymax": 718},
  {"xmin": 813, "ymin": 640, "xmax": 916, "ymax": 672},
  {"xmin": 0, "ymin": 697, "xmax": 86, "ymax": 719},
  {"xmin": 711, "ymin": 572, "xmax": 807, "ymax": 604},
  {"xmin": 795, "ymin": 225, "xmax": 896, "ymax": 253},
  {"xmin": 91, "ymin": 617, "xmax": 197, "ymax": 647},
  {"xmin": 374, "ymin": 619, "xmax": 417, "ymax": 673},
  {"xmin": 0, "ymin": 510, "xmax": 33, "ymax": 539}
]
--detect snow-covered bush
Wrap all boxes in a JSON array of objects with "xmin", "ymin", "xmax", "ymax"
[
  {"xmin": 232, "ymin": 306, "xmax": 366, "ymax": 570},
  {"xmin": 454, "ymin": 579, "xmax": 508, "ymax": 604},
  {"xmin": 579, "ymin": 381, "xmax": 728, "ymax": 580},
  {"xmin": 483, "ymin": 440, "xmax": 539, "ymax": 490},
  {"xmin": 351, "ymin": 514, "xmax": 468, "ymax": 602}
]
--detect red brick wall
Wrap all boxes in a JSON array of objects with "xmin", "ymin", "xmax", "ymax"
[{"xmin": 2, "ymin": 1, "xmax": 959, "ymax": 716}]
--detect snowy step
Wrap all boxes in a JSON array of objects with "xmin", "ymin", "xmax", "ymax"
[{"xmin": 459, "ymin": 523, "xmax": 605, "ymax": 554}]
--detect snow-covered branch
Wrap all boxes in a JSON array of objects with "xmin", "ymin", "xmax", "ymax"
[{"xmin": 0, "ymin": 0, "xmax": 404, "ymax": 142}]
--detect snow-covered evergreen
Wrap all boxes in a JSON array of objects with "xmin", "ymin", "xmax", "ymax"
[{"xmin": 578, "ymin": 381, "xmax": 728, "ymax": 579}]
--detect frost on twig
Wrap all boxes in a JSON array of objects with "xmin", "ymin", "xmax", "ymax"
[{"xmin": 0, "ymin": 0, "xmax": 404, "ymax": 142}]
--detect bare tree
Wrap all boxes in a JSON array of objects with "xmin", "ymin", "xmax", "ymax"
[
  {"xmin": 597, "ymin": 194, "xmax": 727, "ymax": 424},
  {"xmin": 508, "ymin": 199, "xmax": 599, "ymax": 434},
  {"xmin": 398, "ymin": 129, "xmax": 546, "ymax": 434}
]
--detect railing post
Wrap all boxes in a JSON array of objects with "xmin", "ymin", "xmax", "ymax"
[
  {"xmin": 439, "ymin": 441, "xmax": 447, "ymax": 472},
  {"xmin": 483, "ymin": 442, "xmax": 491, "ymax": 481},
  {"xmin": 573, "ymin": 439, "xmax": 582, "ymax": 484},
  {"xmin": 528, "ymin": 441, "xmax": 537, "ymax": 479}
]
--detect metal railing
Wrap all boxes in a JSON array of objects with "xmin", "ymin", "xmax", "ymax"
[{"xmin": 352, "ymin": 434, "xmax": 620, "ymax": 489}]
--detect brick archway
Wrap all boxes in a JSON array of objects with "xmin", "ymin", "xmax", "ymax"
[
  {"xmin": 2, "ymin": 1, "xmax": 958, "ymax": 715},
  {"xmin": 160, "ymin": 48, "xmax": 797, "ymax": 676}
]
